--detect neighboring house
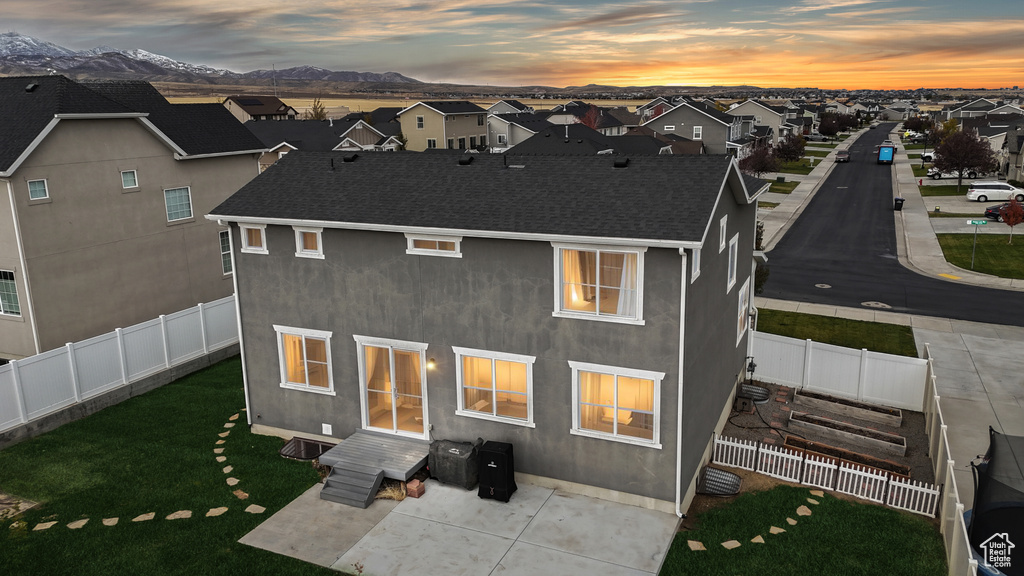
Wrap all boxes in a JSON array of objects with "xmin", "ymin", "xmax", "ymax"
[
  {"xmin": 223, "ymin": 95, "xmax": 299, "ymax": 122},
  {"xmin": 487, "ymin": 113, "xmax": 553, "ymax": 152},
  {"xmin": 510, "ymin": 124, "xmax": 669, "ymax": 155},
  {"xmin": 636, "ymin": 97, "xmax": 671, "ymax": 122},
  {"xmin": 487, "ymin": 100, "xmax": 534, "ymax": 115},
  {"xmin": 643, "ymin": 100, "xmax": 748, "ymax": 156},
  {"xmin": 396, "ymin": 101, "xmax": 487, "ymax": 152},
  {"xmin": 598, "ymin": 107, "xmax": 642, "ymax": 136},
  {"xmin": 0, "ymin": 76, "xmax": 265, "ymax": 361},
  {"xmin": 728, "ymin": 100, "xmax": 789, "ymax": 145},
  {"xmin": 542, "ymin": 102, "xmax": 641, "ymax": 136},
  {"xmin": 1002, "ymin": 120, "xmax": 1024, "ymax": 181},
  {"xmin": 208, "ymin": 151, "xmax": 766, "ymax": 514},
  {"xmin": 623, "ymin": 126, "xmax": 706, "ymax": 155},
  {"xmin": 244, "ymin": 119, "xmax": 343, "ymax": 171}
]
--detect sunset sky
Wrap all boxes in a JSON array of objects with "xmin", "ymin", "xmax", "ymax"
[{"xmin": 7, "ymin": 0, "xmax": 1024, "ymax": 89}]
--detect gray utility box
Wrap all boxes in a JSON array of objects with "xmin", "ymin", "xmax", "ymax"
[{"xmin": 428, "ymin": 439, "xmax": 480, "ymax": 490}]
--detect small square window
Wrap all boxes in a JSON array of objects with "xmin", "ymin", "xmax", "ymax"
[
  {"xmin": 406, "ymin": 234, "xmax": 461, "ymax": 257},
  {"xmin": 121, "ymin": 170, "xmax": 138, "ymax": 189},
  {"xmin": 28, "ymin": 179, "xmax": 48, "ymax": 200},
  {"xmin": 164, "ymin": 186, "xmax": 193, "ymax": 222},
  {"xmin": 416, "ymin": 115, "xmax": 424, "ymax": 129},
  {"xmin": 219, "ymin": 230, "xmax": 232, "ymax": 274},
  {"xmin": 294, "ymin": 227, "xmax": 324, "ymax": 259},
  {"xmin": 240, "ymin": 224, "xmax": 268, "ymax": 254}
]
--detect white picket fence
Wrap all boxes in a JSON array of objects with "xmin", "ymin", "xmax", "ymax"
[
  {"xmin": 0, "ymin": 296, "xmax": 238, "ymax": 434},
  {"xmin": 712, "ymin": 434, "xmax": 940, "ymax": 517},
  {"xmin": 751, "ymin": 331, "xmax": 928, "ymax": 411}
]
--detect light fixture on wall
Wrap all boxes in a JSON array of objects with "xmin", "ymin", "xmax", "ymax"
[{"xmin": 427, "ymin": 358, "xmax": 437, "ymax": 370}]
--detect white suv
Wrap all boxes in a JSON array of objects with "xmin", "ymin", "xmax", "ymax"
[{"xmin": 966, "ymin": 181, "xmax": 1024, "ymax": 202}]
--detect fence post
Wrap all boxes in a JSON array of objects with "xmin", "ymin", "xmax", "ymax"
[
  {"xmin": 858, "ymin": 348, "xmax": 869, "ymax": 402},
  {"xmin": 10, "ymin": 359, "xmax": 28, "ymax": 425},
  {"xmin": 116, "ymin": 327, "xmax": 129, "ymax": 384},
  {"xmin": 803, "ymin": 339, "xmax": 813, "ymax": 389},
  {"xmin": 197, "ymin": 302, "xmax": 209, "ymax": 354},
  {"xmin": 159, "ymin": 314, "xmax": 170, "ymax": 369},
  {"xmin": 66, "ymin": 342, "xmax": 81, "ymax": 403}
]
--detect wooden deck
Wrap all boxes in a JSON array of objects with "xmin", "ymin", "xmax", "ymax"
[{"xmin": 318, "ymin": 430, "xmax": 429, "ymax": 481}]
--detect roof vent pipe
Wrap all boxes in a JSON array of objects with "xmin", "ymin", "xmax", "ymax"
[
  {"xmin": 343, "ymin": 153, "xmax": 358, "ymax": 163},
  {"xmin": 613, "ymin": 158, "xmax": 630, "ymax": 168},
  {"xmin": 25, "ymin": 83, "xmax": 38, "ymax": 92}
]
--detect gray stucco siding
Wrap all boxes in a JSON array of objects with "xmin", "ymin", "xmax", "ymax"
[{"xmin": 237, "ymin": 225, "xmax": 683, "ymax": 501}]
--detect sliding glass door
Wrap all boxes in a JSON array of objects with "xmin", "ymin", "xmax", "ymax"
[{"xmin": 355, "ymin": 336, "xmax": 428, "ymax": 438}]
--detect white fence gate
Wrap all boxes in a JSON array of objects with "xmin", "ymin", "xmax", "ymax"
[{"xmin": 0, "ymin": 296, "xmax": 238, "ymax": 435}]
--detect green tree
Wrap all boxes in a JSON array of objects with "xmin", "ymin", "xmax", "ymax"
[{"xmin": 304, "ymin": 96, "xmax": 327, "ymax": 121}]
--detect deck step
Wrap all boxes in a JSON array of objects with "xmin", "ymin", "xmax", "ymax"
[{"xmin": 320, "ymin": 462, "xmax": 384, "ymax": 508}]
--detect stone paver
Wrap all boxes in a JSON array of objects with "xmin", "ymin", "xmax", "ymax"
[
  {"xmin": 687, "ymin": 540, "xmax": 706, "ymax": 551},
  {"xmin": 216, "ymin": 456, "xmax": 227, "ymax": 463},
  {"xmin": 227, "ymin": 477, "xmax": 239, "ymax": 486},
  {"xmin": 167, "ymin": 510, "xmax": 192, "ymax": 520},
  {"xmin": 797, "ymin": 505, "xmax": 812, "ymax": 516},
  {"xmin": 770, "ymin": 526, "xmax": 786, "ymax": 534},
  {"xmin": 207, "ymin": 507, "xmax": 229, "ymax": 517},
  {"xmin": 33, "ymin": 521, "xmax": 57, "ymax": 531},
  {"xmin": 786, "ymin": 517, "xmax": 797, "ymax": 525},
  {"xmin": 229, "ymin": 413, "xmax": 239, "ymax": 421},
  {"xmin": 132, "ymin": 512, "xmax": 155, "ymax": 522},
  {"xmin": 218, "ymin": 431, "xmax": 230, "ymax": 438},
  {"xmin": 102, "ymin": 518, "xmax": 118, "ymax": 526},
  {"xmin": 67, "ymin": 519, "xmax": 89, "ymax": 529},
  {"xmin": 809, "ymin": 490, "xmax": 824, "ymax": 497},
  {"xmin": 216, "ymin": 440, "xmax": 226, "ymax": 445},
  {"xmin": 224, "ymin": 423, "xmax": 235, "ymax": 428},
  {"xmin": 751, "ymin": 535, "xmax": 765, "ymax": 543},
  {"xmin": 233, "ymin": 489, "xmax": 249, "ymax": 500},
  {"xmin": 807, "ymin": 498, "xmax": 819, "ymax": 505},
  {"xmin": 214, "ymin": 448, "xmax": 224, "ymax": 454},
  {"xmin": 223, "ymin": 465, "xmax": 233, "ymax": 474},
  {"xmin": 245, "ymin": 504, "xmax": 265, "ymax": 514},
  {"xmin": 721, "ymin": 540, "xmax": 741, "ymax": 549}
]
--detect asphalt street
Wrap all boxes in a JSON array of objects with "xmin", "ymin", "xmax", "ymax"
[{"xmin": 763, "ymin": 123, "xmax": 1024, "ymax": 327}]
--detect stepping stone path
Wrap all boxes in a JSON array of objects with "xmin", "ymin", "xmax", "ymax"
[
  {"xmin": 688, "ymin": 488, "xmax": 829, "ymax": 552},
  {"xmin": 15, "ymin": 410, "xmax": 268, "ymax": 538}
]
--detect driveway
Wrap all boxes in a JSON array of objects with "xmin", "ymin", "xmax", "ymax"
[{"xmin": 240, "ymin": 479, "xmax": 679, "ymax": 575}]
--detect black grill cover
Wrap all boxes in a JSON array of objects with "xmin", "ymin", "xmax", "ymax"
[
  {"xmin": 428, "ymin": 439, "xmax": 480, "ymax": 490},
  {"xmin": 970, "ymin": 428, "xmax": 1024, "ymax": 576}
]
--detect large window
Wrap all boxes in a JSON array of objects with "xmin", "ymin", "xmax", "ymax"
[
  {"xmin": 274, "ymin": 326, "xmax": 334, "ymax": 394},
  {"xmin": 554, "ymin": 244, "xmax": 644, "ymax": 324},
  {"xmin": 27, "ymin": 179, "xmax": 48, "ymax": 200},
  {"xmin": 294, "ymin": 227, "xmax": 324, "ymax": 259},
  {"xmin": 240, "ymin": 224, "xmax": 268, "ymax": 254},
  {"xmin": 453, "ymin": 347, "xmax": 535, "ymax": 427},
  {"xmin": 0, "ymin": 270, "xmax": 21, "ymax": 316},
  {"xmin": 569, "ymin": 361, "xmax": 663, "ymax": 448},
  {"xmin": 427, "ymin": 139, "xmax": 437, "ymax": 149},
  {"xmin": 163, "ymin": 186, "xmax": 193, "ymax": 222},
  {"xmin": 737, "ymin": 278, "xmax": 750, "ymax": 345},
  {"xmin": 219, "ymin": 230, "xmax": 232, "ymax": 274}
]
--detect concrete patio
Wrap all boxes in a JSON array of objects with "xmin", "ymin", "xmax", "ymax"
[{"xmin": 240, "ymin": 478, "xmax": 680, "ymax": 575}]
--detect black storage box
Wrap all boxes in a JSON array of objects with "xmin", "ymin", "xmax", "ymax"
[
  {"xmin": 428, "ymin": 439, "xmax": 479, "ymax": 490},
  {"xmin": 478, "ymin": 441, "xmax": 517, "ymax": 502}
]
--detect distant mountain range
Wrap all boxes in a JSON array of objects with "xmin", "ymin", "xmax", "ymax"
[{"xmin": 0, "ymin": 32, "xmax": 421, "ymax": 84}]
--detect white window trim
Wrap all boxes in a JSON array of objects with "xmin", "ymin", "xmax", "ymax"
[
  {"xmin": 294, "ymin": 226, "xmax": 325, "ymax": 259},
  {"xmin": 719, "ymin": 215, "xmax": 728, "ymax": 253},
  {"xmin": 274, "ymin": 325, "xmax": 335, "ymax": 395},
  {"xmin": 664, "ymin": 125, "xmax": 675, "ymax": 131},
  {"xmin": 551, "ymin": 243, "xmax": 646, "ymax": 326},
  {"xmin": 736, "ymin": 277, "xmax": 750, "ymax": 346},
  {"xmin": 497, "ymin": 133, "xmax": 507, "ymax": 145},
  {"xmin": 690, "ymin": 248, "xmax": 701, "ymax": 283},
  {"xmin": 163, "ymin": 186, "xmax": 193, "ymax": 222},
  {"xmin": 0, "ymin": 269, "xmax": 21, "ymax": 316},
  {"xmin": 120, "ymin": 170, "xmax": 139, "ymax": 190},
  {"xmin": 694, "ymin": 126, "xmax": 703, "ymax": 140},
  {"xmin": 240, "ymin": 224, "xmax": 268, "ymax": 255},
  {"xmin": 27, "ymin": 179, "xmax": 48, "ymax": 200},
  {"xmin": 352, "ymin": 334, "xmax": 430, "ymax": 439},
  {"xmin": 416, "ymin": 115, "xmax": 424, "ymax": 129},
  {"xmin": 426, "ymin": 138, "xmax": 437, "ymax": 149},
  {"xmin": 219, "ymin": 229, "xmax": 232, "ymax": 276},
  {"xmin": 568, "ymin": 360, "xmax": 664, "ymax": 449},
  {"xmin": 453, "ymin": 346, "xmax": 536, "ymax": 428},
  {"xmin": 727, "ymin": 233, "xmax": 739, "ymax": 292},
  {"xmin": 405, "ymin": 234, "xmax": 462, "ymax": 258}
]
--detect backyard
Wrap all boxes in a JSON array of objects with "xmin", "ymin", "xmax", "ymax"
[{"xmin": 0, "ymin": 357, "xmax": 335, "ymax": 576}]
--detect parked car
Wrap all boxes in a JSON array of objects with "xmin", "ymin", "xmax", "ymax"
[
  {"xmin": 920, "ymin": 151, "xmax": 939, "ymax": 163},
  {"xmin": 805, "ymin": 133, "xmax": 828, "ymax": 141},
  {"xmin": 835, "ymin": 150, "xmax": 850, "ymax": 162},
  {"xmin": 927, "ymin": 167, "xmax": 983, "ymax": 180},
  {"xmin": 966, "ymin": 181, "xmax": 1024, "ymax": 202},
  {"xmin": 985, "ymin": 203, "xmax": 1012, "ymax": 221},
  {"xmin": 910, "ymin": 134, "xmax": 929, "ymax": 144}
]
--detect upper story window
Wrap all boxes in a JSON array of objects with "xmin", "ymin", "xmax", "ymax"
[
  {"xmin": 406, "ymin": 234, "xmax": 461, "ymax": 257},
  {"xmin": 164, "ymin": 186, "xmax": 193, "ymax": 222},
  {"xmin": 445, "ymin": 116, "xmax": 455, "ymax": 123},
  {"xmin": 727, "ymin": 233, "xmax": 739, "ymax": 292},
  {"xmin": 219, "ymin": 230, "xmax": 232, "ymax": 275},
  {"xmin": 0, "ymin": 270, "xmax": 21, "ymax": 316},
  {"xmin": 719, "ymin": 215, "xmax": 728, "ymax": 252},
  {"xmin": 240, "ymin": 224, "xmax": 268, "ymax": 254},
  {"xmin": 28, "ymin": 179, "xmax": 48, "ymax": 200},
  {"xmin": 553, "ymin": 244, "xmax": 645, "ymax": 325},
  {"xmin": 121, "ymin": 170, "xmax": 138, "ymax": 189},
  {"xmin": 416, "ymin": 115, "xmax": 424, "ymax": 129},
  {"xmin": 497, "ymin": 134, "xmax": 507, "ymax": 145},
  {"xmin": 569, "ymin": 360, "xmax": 664, "ymax": 448},
  {"xmin": 690, "ymin": 248, "xmax": 701, "ymax": 282},
  {"xmin": 454, "ymin": 346, "xmax": 535, "ymax": 427},
  {"xmin": 693, "ymin": 126, "xmax": 703, "ymax": 140},
  {"xmin": 736, "ymin": 278, "xmax": 750, "ymax": 345},
  {"xmin": 294, "ymin": 227, "xmax": 324, "ymax": 259},
  {"xmin": 477, "ymin": 114, "xmax": 485, "ymax": 126},
  {"xmin": 274, "ymin": 325, "xmax": 334, "ymax": 395}
]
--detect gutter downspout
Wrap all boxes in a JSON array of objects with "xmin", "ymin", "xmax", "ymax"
[
  {"xmin": 675, "ymin": 249, "xmax": 688, "ymax": 518},
  {"xmin": 4, "ymin": 179, "xmax": 41, "ymax": 356}
]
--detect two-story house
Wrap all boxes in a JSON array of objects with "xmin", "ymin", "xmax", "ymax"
[
  {"xmin": 487, "ymin": 113, "xmax": 553, "ymax": 152},
  {"xmin": 728, "ymin": 100, "xmax": 790, "ymax": 145},
  {"xmin": 396, "ymin": 101, "xmax": 487, "ymax": 152},
  {"xmin": 643, "ymin": 100, "xmax": 748, "ymax": 156},
  {"xmin": 208, "ymin": 152, "xmax": 766, "ymax": 515},
  {"xmin": 223, "ymin": 95, "xmax": 299, "ymax": 123},
  {"xmin": 0, "ymin": 76, "xmax": 265, "ymax": 361}
]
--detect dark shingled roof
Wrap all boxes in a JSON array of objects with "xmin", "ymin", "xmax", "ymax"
[
  {"xmin": 245, "ymin": 119, "xmax": 344, "ymax": 151},
  {"xmin": 223, "ymin": 95, "xmax": 295, "ymax": 115},
  {"xmin": 510, "ymin": 124, "xmax": 666, "ymax": 155},
  {"xmin": 147, "ymin": 103, "xmax": 266, "ymax": 155},
  {"xmin": 491, "ymin": 112, "xmax": 554, "ymax": 133},
  {"xmin": 403, "ymin": 101, "xmax": 486, "ymax": 115},
  {"xmin": 211, "ymin": 152, "xmax": 749, "ymax": 244}
]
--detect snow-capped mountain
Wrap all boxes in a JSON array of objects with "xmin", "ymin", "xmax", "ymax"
[{"xmin": 0, "ymin": 32, "xmax": 420, "ymax": 83}]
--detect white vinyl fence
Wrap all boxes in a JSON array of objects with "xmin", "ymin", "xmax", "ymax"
[
  {"xmin": 751, "ymin": 331, "xmax": 928, "ymax": 411},
  {"xmin": 0, "ymin": 296, "xmax": 238, "ymax": 434}
]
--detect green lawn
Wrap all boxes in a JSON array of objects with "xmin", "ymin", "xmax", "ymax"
[
  {"xmin": 904, "ymin": 144, "xmax": 927, "ymax": 150},
  {"xmin": 756, "ymin": 309, "xmax": 918, "ymax": 357},
  {"xmin": 913, "ymin": 165, "xmax": 931, "ymax": 178},
  {"xmin": 928, "ymin": 211, "xmax": 979, "ymax": 218},
  {"xmin": 805, "ymin": 143, "xmax": 838, "ymax": 149},
  {"xmin": 920, "ymin": 185, "xmax": 967, "ymax": 197},
  {"xmin": 777, "ymin": 161, "xmax": 815, "ymax": 175},
  {"xmin": 936, "ymin": 233, "xmax": 1024, "ymax": 279},
  {"xmin": 662, "ymin": 485, "xmax": 946, "ymax": 576},
  {"xmin": 803, "ymin": 150, "xmax": 829, "ymax": 158},
  {"xmin": 0, "ymin": 357, "xmax": 335, "ymax": 576},
  {"xmin": 758, "ymin": 201, "xmax": 779, "ymax": 209},
  {"xmin": 769, "ymin": 180, "xmax": 799, "ymax": 194}
]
